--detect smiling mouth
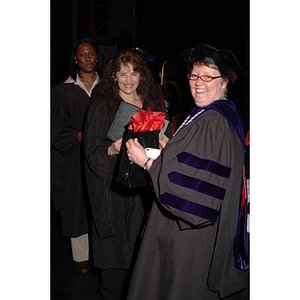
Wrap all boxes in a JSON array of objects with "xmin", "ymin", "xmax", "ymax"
[{"xmin": 196, "ymin": 88, "xmax": 206, "ymax": 93}]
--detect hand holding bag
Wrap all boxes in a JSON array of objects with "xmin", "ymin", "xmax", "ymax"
[{"xmin": 116, "ymin": 109, "xmax": 166, "ymax": 188}]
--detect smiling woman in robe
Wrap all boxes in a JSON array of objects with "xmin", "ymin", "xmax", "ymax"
[
  {"xmin": 83, "ymin": 48, "xmax": 170, "ymax": 300},
  {"xmin": 125, "ymin": 43, "xmax": 249, "ymax": 300}
]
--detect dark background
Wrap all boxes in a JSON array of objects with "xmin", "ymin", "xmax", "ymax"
[{"xmin": 51, "ymin": 0, "xmax": 249, "ymax": 131}]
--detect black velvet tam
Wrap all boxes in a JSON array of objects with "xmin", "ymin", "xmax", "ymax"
[{"xmin": 182, "ymin": 43, "xmax": 244, "ymax": 83}]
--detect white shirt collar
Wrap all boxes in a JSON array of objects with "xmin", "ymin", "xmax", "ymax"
[{"xmin": 65, "ymin": 73, "xmax": 99, "ymax": 97}]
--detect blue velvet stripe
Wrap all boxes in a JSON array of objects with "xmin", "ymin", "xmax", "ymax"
[
  {"xmin": 168, "ymin": 171, "xmax": 226, "ymax": 200},
  {"xmin": 177, "ymin": 152, "xmax": 231, "ymax": 178},
  {"xmin": 160, "ymin": 192, "xmax": 219, "ymax": 222},
  {"xmin": 205, "ymin": 100, "xmax": 245, "ymax": 150}
]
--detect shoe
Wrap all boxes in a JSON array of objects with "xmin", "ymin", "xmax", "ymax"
[{"xmin": 76, "ymin": 261, "xmax": 89, "ymax": 274}]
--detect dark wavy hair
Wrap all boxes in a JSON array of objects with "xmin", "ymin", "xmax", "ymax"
[
  {"xmin": 70, "ymin": 38, "xmax": 101, "ymax": 80},
  {"xmin": 95, "ymin": 48, "xmax": 163, "ymax": 117}
]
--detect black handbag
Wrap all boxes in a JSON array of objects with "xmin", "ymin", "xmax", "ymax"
[{"xmin": 115, "ymin": 130, "xmax": 159, "ymax": 188}]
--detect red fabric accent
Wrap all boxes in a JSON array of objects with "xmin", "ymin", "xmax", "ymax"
[
  {"xmin": 245, "ymin": 131, "xmax": 250, "ymax": 146},
  {"xmin": 241, "ymin": 166, "xmax": 247, "ymax": 216},
  {"xmin": 128, "ymin": 108, "xmax": 166, "ymax": 132}
]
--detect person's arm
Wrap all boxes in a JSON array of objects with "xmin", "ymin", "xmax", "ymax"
[
  {"xmin": 107, "ymin": 138, "xmax": 123, "ymax": 156},
  {"xmin": 51, "ymin": 85, "xmax": 78, "ymax": 151},
  {"xmin": 126, "ymin": 138, "xmax": 154, "ymax": 170},
  {"xmin": 126, "ymin": 131, "xmax": 169, "ymax": 166},
  {"xmin": 76, "ymin": 131, "xmax": 83, "ymax": 142},
  {"xmin": 84, "ymin": 100, "xmax": 114, "ymax": 176},
  {"xmin": 149, "ymin": 111, "xmax": 232, "ymax": 228},
  {"xmin": 159, "ymin": 134, "xmax": 169, "ymax": 150}
]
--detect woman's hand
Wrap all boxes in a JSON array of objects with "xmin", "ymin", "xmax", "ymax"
[
  {"xmin": 126, "ymin": 138, "xmax": 149, "ymax": 168},
  {"xmin": 77, "ymin": 131, "xmax": 83, "ymax": 142},
  {"xmin": 159, "ymin": 134, "xmax": 169, "ymax": 150},
  {"xmin": 107, "ymin": 138, "xmax": 123, "ymax": 156}
]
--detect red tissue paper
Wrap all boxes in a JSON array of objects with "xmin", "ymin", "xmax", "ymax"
[{"xmin": 128, "ymin": 108, "xmax": 166, "ymax": 133}]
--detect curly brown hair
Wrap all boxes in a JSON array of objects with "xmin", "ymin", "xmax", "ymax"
[{"xmin": 94, "ymin": 48, "xmax": 164, "ymax": 117}]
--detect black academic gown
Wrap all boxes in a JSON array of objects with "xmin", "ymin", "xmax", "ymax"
[
  {"xmin": 84, "ymin": 98, "xmax": 167, "ymax": 270},
  {"xmin": 51, "ymin": 81, "xmax": 96, "ymax": 237},
  {"xmin": 126, "ymin": 100, "xmax": 249, "ymax": 300}
]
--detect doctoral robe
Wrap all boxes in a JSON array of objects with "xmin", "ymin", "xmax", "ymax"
[{"xmin": 126, "ymin": 100, "xmax": 249, "ymax": 300}]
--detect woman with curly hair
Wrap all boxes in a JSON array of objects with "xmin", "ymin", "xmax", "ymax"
[{"xmin": 84, "ymin": 48, "xmax": 169, "ymax": 300}]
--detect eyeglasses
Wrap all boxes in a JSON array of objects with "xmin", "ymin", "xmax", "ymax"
[{"xmin": 187, "ymin": 74, "xmax": 222, "ymax": 82}]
